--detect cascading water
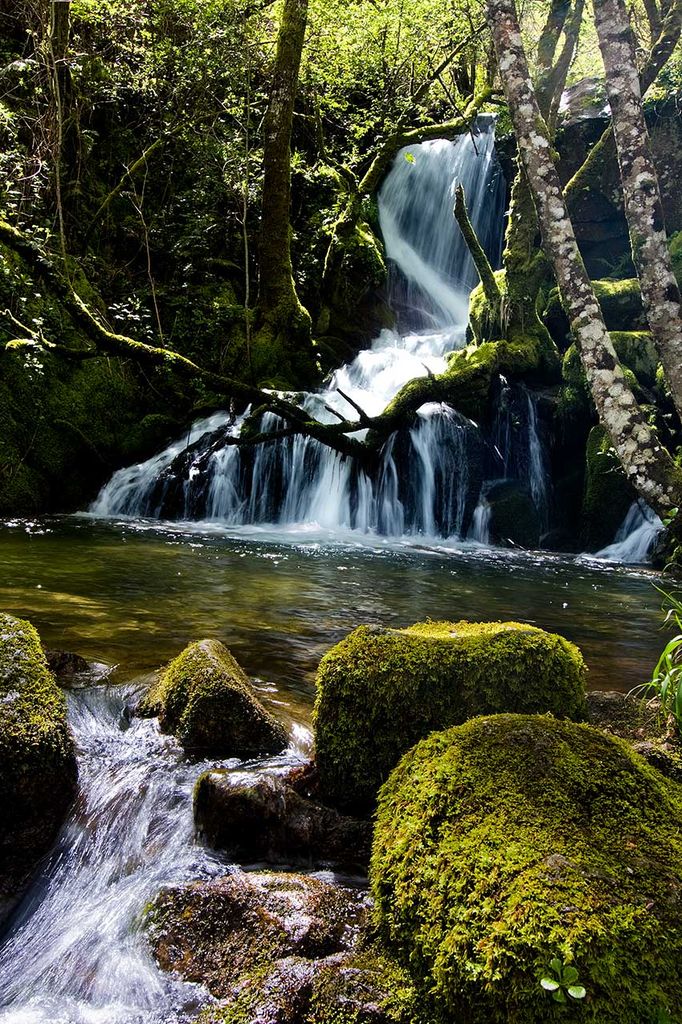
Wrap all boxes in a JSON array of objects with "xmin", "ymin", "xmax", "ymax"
[
  {"xmin": 596, "ymin": 501, "xmax": 663, "ymax": 564},
  {"xmin": 92, "ymin": 121, "xmax": 551, "ymax": 545},
  {"xmin": 0, "ymin": 683, "xmax": 306, "ymax": 1023}
]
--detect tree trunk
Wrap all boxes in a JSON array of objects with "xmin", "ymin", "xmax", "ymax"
[
  {"xmin": 593, "ymin": 0, "xmax": 682, "ymax": 425},
  {"xmin": 564, "ymin": 0, "xmax": 682, "ymax": 203},
  {"xmin": 486, "ymin": 0, "xmax": 682, "ymax": 518},
  {"xmin": 256, "ymin": 0, "xmax": 314, "ymax": 385}
]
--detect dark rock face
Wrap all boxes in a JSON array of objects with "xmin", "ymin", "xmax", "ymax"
[
  {"xmin": 146, "ymin": 871, "xmax": 425, "ymax": 1023},
  {"xmin": 194, "ymin": 771, "xmax": 372, "ymax": 869},
  {"xmin": 137, "ymin": 638, "xmax": 288, "ymax": 758},
  {"xmin": 45, "ymin": 650, "xmax": 91, "ymax": 679},
  {"xmin": 486, "ymin": 479, "xmax": 541, "ymax": 548},
  {"xmin": 0, "ymin": 614, "xmax": 78, "ymax": 923}
]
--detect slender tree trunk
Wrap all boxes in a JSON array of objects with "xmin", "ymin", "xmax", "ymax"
[
  {"xmin": 593, "ymin": 0, "xmax": 682, "ymax": 425},
  {"xmin": 256, "ymin": 0, "xmax": 313, "ymax": 384},
  {"xmin": 486, "ymin": 0, "xmax": 682, "ymax": 517},
  {"xmin": 565, "ymin": 0, "xmax": 682, "ymax": 202}
]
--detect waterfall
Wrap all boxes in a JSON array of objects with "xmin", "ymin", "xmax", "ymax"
[
  {"xmin": 596, "ymin": 502, "xmax": 663, "ymax": 564},
  {"xmin": 92, "ymin": 122, "xmax": 523, "ymax": 543}
]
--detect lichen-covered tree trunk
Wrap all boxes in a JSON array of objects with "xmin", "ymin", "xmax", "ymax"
[
  {"xmin": 565, "ymin": 0, "xmax": 682, "ymax": 203},
  {"xmin": 256, "ymin": 0, "xmax": 314, "ymax": 385},
  {"xmin": 486, "ymin": 0, "xmax": 682, "ymax": 517},
  {"xmin": 593, "ymin": 0, "xmax": 682, "ymax": 425}
]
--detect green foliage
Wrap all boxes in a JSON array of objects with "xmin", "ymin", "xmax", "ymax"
[
  {"xmin": 540, "ymin": 957, "xmax": 587, "ymax": 1004},
  {"xmin": 371, "ymin": 714, "xmax": 682, "ymax": 1024},
  {"xmin": 314, "ymin": 619, "xmax": 587, "ymax": 812},
  {"xmin": 635, "ymin": 587, "xmax": 682, "ymax": 734}
]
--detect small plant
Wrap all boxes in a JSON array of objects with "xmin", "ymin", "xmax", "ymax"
[
  {"xmin": 540, "ymin": 958, "xmax": 587, "ymax": 1004},
  {"xmin": 633, "ymin": 586, "xmax": 682, "ymax": 734}
]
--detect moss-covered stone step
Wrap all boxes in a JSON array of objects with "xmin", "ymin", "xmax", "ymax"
[
  {"xmin": 313, "ymin": 619, "xmax": 587, "ymax": 812},
  {"xmin": 0, "ymin": 613, "xmax": 77, "ymax": 920},
  {"xmin": 138, "ymin": 638, "xmax": 288, "ymax": 758},
  {"xmin": 372, "ymin": 714, "xmax": 682, "ymax": 1024}
]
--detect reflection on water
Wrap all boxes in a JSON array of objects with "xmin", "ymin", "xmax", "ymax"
[{"xmin": 0, "ymin": 516, "xmax": 664, "ymax": 699}]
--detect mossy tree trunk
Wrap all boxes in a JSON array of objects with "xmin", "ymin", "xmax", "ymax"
[
  {"xmin": 255, "ymin": 0, "xmax": 315, "ymax": 385},
  {"xmin": 486, "ymin": 0, "xmax": 682, "ymax": 522},
  {"xmin": 473, "ymin": 0, "xmax": 582, "ymax": 346},
  {"xmin": 593, "ymin": 0, "xmax": 682, "ymax": 426}
]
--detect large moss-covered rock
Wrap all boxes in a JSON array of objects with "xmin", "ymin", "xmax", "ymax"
[
  {"xmin": 0, "ymin": 613, "xmax": 77, "ymax": 917},
  {"xmin": 314, "ymin": 620, "xmax": 587, "ymax": 812},
  {"xmin": 139, "ymin": 639, "xmax": 287, "ymax": 758},
  {"xmin": 372, "ymin": 714, "xmax": 682, "ymax": 1024}
]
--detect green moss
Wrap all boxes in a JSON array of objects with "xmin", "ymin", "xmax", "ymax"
[
  {"xmin": 371, "ymin": 714, "xmax": 682, "ymax": 1024},
  {"xmin": 308, "ymin": 945, "xmax": 431, "ymax": 1024},
  {"xmin": 313, "ymin": 620, "xmax": 587, "ymax": 812},
  {"xmin": 610, "ymin": 331, "xmax": 660, "ymax": 390},
  {"xmin": 545, "ymin": 279, "xmax": 647, "ymax": 338},
  {"xmin": 139, "ymin": 638, "xmax": 287, "ymax": 757},
  {"xmin": 581, "ymin": 425, "xmax": 634, "ymax": 551},
  {"xmin": 0, "ymin": 613, "xmax": 77, "ymax": 908}
]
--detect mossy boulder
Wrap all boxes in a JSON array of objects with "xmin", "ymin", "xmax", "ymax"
[
  {"xmin": 372, "ymin": 714, "xmax": 682, "ymax": 1024},
  {"xmin": 139, "ymin": 639, "xmax": 287, "ymax": 758},
  {"xmin": 314, "ymin": 620, "xmax": 587, "ymax": 812},
  {"xmin": 582, "ymin": 425, "xmax": 634, "ymax": 551},
  {"xmin": 0, "ymin": 613, "xmax": 77, "ymax": 917}
]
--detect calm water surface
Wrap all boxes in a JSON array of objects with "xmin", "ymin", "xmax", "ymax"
[{"xmin": 0, "ymin": 515, "xmax": 666, "ymax": 705}]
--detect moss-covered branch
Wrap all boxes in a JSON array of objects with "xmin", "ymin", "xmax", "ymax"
[{"xmin": 454, "ymin": 184, "xmax": 500, "ymax": 309}]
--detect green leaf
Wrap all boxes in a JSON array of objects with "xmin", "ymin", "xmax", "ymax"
[
  {"xmin": 549, "ymin": 958, "xmax": 562, "ymax": 974},
  {"xmin": 567, "ymin": 985, "xmax": 587, "ymax": 1000},
  {"xmin": 553, "ymin": 989, "xmax": 567, "ymax": 1003},
  {"xmin": 541, "ymin": 979, "xmax": 560, "ymax": 992},
  {"xmin": 562, "ymin": 966, "xmax": 579, "ymax": 984},
  {"xmin": 404, "ymin": 152, "xmax": 415, "ymax": 163}
]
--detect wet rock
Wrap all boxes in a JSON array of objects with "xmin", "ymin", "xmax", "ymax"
[
  {"xmin": 486, "ymin": 479, "xmax": 541, "ymax": 548},
  {"xmin": 315, "ymin": 619, "xmax": 587, "ymax": 812},
  {"xmin": 138, "ymin": 638, "xmax": 287, "ymax": 758},
  {"xmin": 194, "ymin": 771, "xmax": 372, "ymax": 870},
  {"xmin": 0, "ymin": 614, "xmax": 78, "ymax": 922},
  {"xmin": 373, "ymin": 714, "xmax": 682, "ymax": 1024},
  {"xmin": 147, "ymin": 871, "xmax": 426, "ymax": 1024},
  {"xmin": 586, "ymin": 688, "xmax": 661, "ymax": 740},
  {"xmin": 45, "ymin": 649, "xmax": 91, "ymax": 682}
]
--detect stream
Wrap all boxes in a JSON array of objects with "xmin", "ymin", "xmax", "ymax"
[{"xmin": 0, "ymin": 122, "xmax": 669, "ymax": 1021}]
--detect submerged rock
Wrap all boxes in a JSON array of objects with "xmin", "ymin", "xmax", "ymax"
[
  {"xmin": 147, "ymin": 871, "xmax": 425, "ymax": 1024},
  {"xmin": 138, "ymin": 639, "xmax": 287, "ymax": 758},
  {"xmin": 0, "ymin": 613, "xmax": 78, "ymax": 920},
  {"xmin": 372, "ymin": 714, "xmax": 682, "ymax": 1024},
  {"xmin": 314, "ymin": 620, "xmax": 587, "ymax": 811},
  {"xmin": 194, "ymin": 771, "xmax": 372, "ymax": 869}
]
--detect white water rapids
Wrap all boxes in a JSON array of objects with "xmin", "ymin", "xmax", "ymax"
[{"xmin": 0, "ymin": 684, "xmax": 308, "ymax": 1023}]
